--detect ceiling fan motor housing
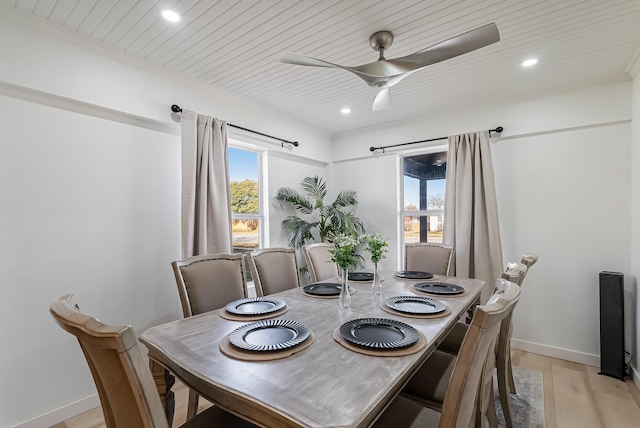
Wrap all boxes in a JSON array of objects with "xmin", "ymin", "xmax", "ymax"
[{"xmin": 370, "ymin": 31, "xmax": 394, "ymax": 52}]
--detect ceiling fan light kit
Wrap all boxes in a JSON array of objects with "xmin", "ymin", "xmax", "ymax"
[{"xmin": 280, "ymin": 23, "xmax": 500, "ymax": 112}]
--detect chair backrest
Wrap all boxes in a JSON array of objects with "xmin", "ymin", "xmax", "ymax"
[
  {"xmin": 248, "ymin": 248, "xmax": 300, "ymax": 296},
  {"xmin": 404, "ymin": 243, "xmax": 455, "ymax": 275},
  {"xmin": 171, "ymin": 253, "xmax": 247, "ymax": 318},
  {"xmin": 303, "ymin": 243, "xmax": 338, "ymax": 283},
  {"xmin": 519, "ymin": 253, "xmax": 539, "ymax": 286},
  {"xmin": 439, "ymin": 279, "xmax": 521, "ymax": 428},
  {"xmin": 501, "ymin": 261, "xmax": 528, "ymax": 286},
  {"xmin": 521, "ymin": 253, "xmax": 539, "ymax": 268},
  {"xmin": 50, "ymin": 295, "xmax": 170, "ymax": 428}
]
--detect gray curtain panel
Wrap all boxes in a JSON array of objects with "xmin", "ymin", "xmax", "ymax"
[
  {"xmin": 180, "ymin": 110, "xmax": 232, "ymax": 258},
  {"xmin": 443, "ymin": 130, "xmax": 503, "ymax": 287}
]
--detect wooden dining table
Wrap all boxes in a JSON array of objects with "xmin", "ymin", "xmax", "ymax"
[{"xmin": 139, "ymin": 272, "xmax": 488, "ymax": 428}]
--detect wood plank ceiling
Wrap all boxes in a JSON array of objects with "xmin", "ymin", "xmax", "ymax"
[{"xmin": 3, "ymin": 0, "xmax": 640, "ymax": 136}]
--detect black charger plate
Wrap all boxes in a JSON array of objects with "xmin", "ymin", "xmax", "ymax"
[
  {"xmin": 225, "ymin": 296, "xmax": 286, "ymax": 315},
  {"xmin": 348, "ymin": 272, "xmax": 375, "ymax": 281},
  {"xmin": 303, "ymin": 282, "xmax": 343, "ymax": 296},
  {"xmin": 385, "ymin": 295, "xmax": 446, "ymax": 314},
  {"xmin": 415, "ymin": 282, "xmax": 464, "ymax": 295},
  {"xmin": 228, "ymin": 319, "xmax": 310, "ymax": 352},
  {"xmin": 394, "ymin": 270, "xmax": 434, "ymax": 280},
  {"xmin": 339, "ymin": 318, "xmax": 419, "ymax": 349}
]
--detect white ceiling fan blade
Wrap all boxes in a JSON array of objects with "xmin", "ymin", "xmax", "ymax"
[
  {"xmin": 395, "ymin": 22, "xmax": 500, "ymax": 67},
  {"xmin": 372, "ymin": 86, "xmax": 391, "ymax": 111}
]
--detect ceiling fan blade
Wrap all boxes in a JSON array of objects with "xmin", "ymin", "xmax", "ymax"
[
  {"xmin": 280, "ymin": 51, "xmax": 339, "ymax": 68},
  {"xmin": 282, "ymin": 51, "xmax": 392, "ymax": 87},
  {"xmin": 395, "ymin": 22, "xmax": 500, "ymax": 67},
  {"xmin": 372, "ymin": 86, "xmax": 391, "ymax": 111}
]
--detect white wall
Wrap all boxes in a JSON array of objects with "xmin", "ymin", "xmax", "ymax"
[
  {"xmin": 0, "ymin": 94, "xmax": 183, "ymax": 426},
  {"xmin": 493, "ymin": 124, "xmax": 631, "ymax": 360},
  {"xmin": 330, "ymin": 154, "xmax": 402, "ymax": 271},
  {"xmin": 0, "ymin": 15, "xmax": 332, "ymax": 428},
  {"xmin": 332, "ymin": 82, "xmax": 633, "ymax": 366},
  {"xmin": 631, "ymin": 70, "xmax": 640, "ymax": 382}
]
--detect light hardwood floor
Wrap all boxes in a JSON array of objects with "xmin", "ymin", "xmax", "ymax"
[{"xmin": 54, "ymin": 350, "xmax": 640, "ymax": 428}]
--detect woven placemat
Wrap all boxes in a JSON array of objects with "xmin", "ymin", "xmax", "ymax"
[
  {"xmin": 379, "ymin": 302, "xmax": 451, "ymax": 319},
  {"xmin": 410, "ymin": 283, "xmax": 469, "ymax": 298},
  {"xmin": 332, "ymin": 329, "xmax": 427, "ymax": 357},
  {"xmin": 219, "ymin": 306, "xmax": 288, "ymax": 321},
  {"xmin": 219, "ymin": 332, "xmax": 315, "ymax": 361},
  {"xmin": 300, "ymin": 286, "xmax": 355, "ymax": 299},
  {"xmin": 393, "ymin": 274, "xmax": 439, "ymax": 281}
]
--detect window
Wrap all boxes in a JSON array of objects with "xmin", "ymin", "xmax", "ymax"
[
  {"xmin": 402, "ymin": 151, "xmax": 447, "ymax": 244},
  {"xmin": 229, "ymin": 147, "xmax": 262, "ymax": 280}
]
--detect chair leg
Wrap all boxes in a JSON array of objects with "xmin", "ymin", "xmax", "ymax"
[
  {"xmin": 497, "ymin": 366, "xmax": 515, "ymax": 428},
  {"xmin": 186, "ymin": 389, "xmax": 200, "ymax": 420},
  {"xmin": 486, "ymin": 381, "xmax": 499, "ymax": 428},
  {"xmin": 507, "ymin": 357, "xmax": 516, "ymax": 394}
]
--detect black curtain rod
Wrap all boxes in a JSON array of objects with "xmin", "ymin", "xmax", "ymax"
[
  {"xmin": 369, "ymin": 126, "xmax": 504, "ymax": 152},
  {"xmin": 171, "ymin": 105, "xmax": 299, "ymax": 147}
]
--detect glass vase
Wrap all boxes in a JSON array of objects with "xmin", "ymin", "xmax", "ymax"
[
  {"xmin": 372, "ymin": 262, "xmax": 381, "ymax": 295},
  {"xmin": 339, "ymin": 268, "xmax": 351, "ymax": 308}
]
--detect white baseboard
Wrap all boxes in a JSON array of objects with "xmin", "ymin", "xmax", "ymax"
[
  {"xmin": 632, "ymin": 366, "xmax": 640, "ymax": 390},
  {"xmin": 13, "ymin": 394, "xmax": 100, "ymax": 428},
  {"xmin": 511, "ymin": 338, "xmax": 600, "ymax": 367}
]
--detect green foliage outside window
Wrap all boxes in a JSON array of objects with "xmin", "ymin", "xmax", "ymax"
[{"xmin": 231, "ymin": 179, "xmax": 259, "ymax": 214}]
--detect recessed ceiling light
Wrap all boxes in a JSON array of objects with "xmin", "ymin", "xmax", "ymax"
[
  {"xmin": 341, "ymin": 107, "xmax": 351, "ymax": 114},
  {"xmin": 161, "ymin": 9, "xmax": 181, "ymax": 22},
  {"xmin": 522, "ymin": 58, "xmax": 538, "ymax": 67}
]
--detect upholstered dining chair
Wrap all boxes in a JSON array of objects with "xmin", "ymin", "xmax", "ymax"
[
  {"xmin": 404, "ymin": 243, "xmax": 454, "ymax": 276},
  {"xmin": 49, "ymin": 294, "xmax": 257, "ymax": 428},
  {"xmin": 172, "ymin": 253, "xmax": 248, "ymax": 318},
  {"xmin": 248, "ymin": 247, "xmax": 300, "ymax": 296},
  {"xmin": 303, "ymin": 242, "xmax": 338, "ymax": 283},
  {"xmin": 374, "ymin": 279, "xmax": 521, "ymax": 428},
  {"xmin": 171, "ymin": 252, "xmax": 248, "ymax": 418}
]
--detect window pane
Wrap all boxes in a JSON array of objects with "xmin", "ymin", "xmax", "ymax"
[
  {"xmin": 403, "ymin": 176, "xmax": 420, "ymax": 211},
  {"xmin": 232, "ymin": 219, "xmax": 260, "ymax": 250},
  {"xmin": 402, "ymin": 152, "xmax": 446, "ymax": 243},
  {"xmin": 229, "ymin": 146, "xmax": 262, "ymax": 285},
  {"xmin": 403, "ymin": 215, "xmax": 443, "ymax": 244},
  {"xmin": 229, "ymin": 148, "xmax": 259, "ymax": 214}
]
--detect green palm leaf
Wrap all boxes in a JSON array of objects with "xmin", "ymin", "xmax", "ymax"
[
  {"xmin": 274, "ymin": 187, "xmax": 314, "ymax": 215},
  {"xmin": 301, "ymin": 176, "xmax": 326, "ymax": 209},
  {"xmin": 332, "ymin": 190, "xmax": 358, "ymax": 209},
  {"xmin": 281, "ymin": 216, "xmax": 316, "ymax": 248}
]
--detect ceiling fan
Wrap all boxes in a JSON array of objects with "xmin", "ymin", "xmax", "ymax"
[{"xmin": 280, "ymin": 23, "xmax": 500, "ymax": 111}]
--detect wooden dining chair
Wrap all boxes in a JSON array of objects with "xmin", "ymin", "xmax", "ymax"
[
  {"xmin": 404, "ymin": 243, "xmax": 454, "ymax": 275},
  {"xmin": 502, "ymin": 254, "xmax": 539, "ymax": 394},
  {"xmin": 434, "ymin": 263, "xmax": 527, "ymax": 428},
  {"xmin": 303, "ymin": 242, "xmax": 338, "ymax": 283},
  {"xmin": 171, "ymin": 252, "xmax": 248, "ymax": 418},
  {"xmin": 374, "ymin": 279, "xmax": 521, "ymax": 428},
  {"xmin": 248, "ymin": 247, "xmax": 300, "ymax": 296},
  {"xmin": 49, "ymin": 294, "xmax": 257, "ymax": 428}
]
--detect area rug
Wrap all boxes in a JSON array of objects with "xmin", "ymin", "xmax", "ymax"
[{"xmin": 494, "ymin": 366, "xmax": 545, "ymax": 428}]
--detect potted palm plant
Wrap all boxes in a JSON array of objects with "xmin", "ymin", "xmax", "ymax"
[{"xmin": 274, "ymin": 176, "xmax": 365, "ymax": 248}]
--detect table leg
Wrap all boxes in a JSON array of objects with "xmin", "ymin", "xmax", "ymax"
[{"xmin": 149, "ymin": 359, "xmax": 175, "ymax": 426}]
